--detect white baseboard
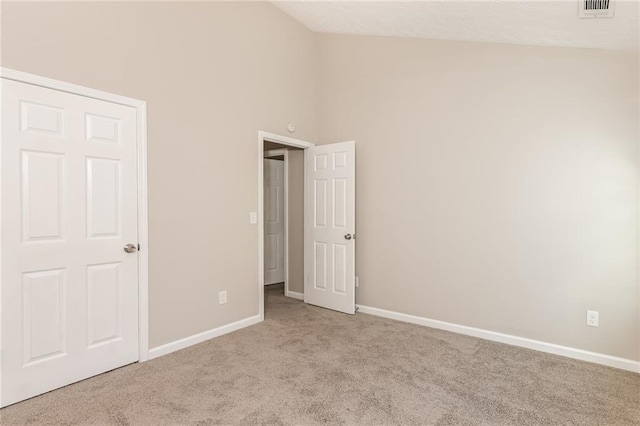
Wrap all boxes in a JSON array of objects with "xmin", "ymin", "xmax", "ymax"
[
  {"xmin": 148, "ymin": 314, "xmax": 262, "ymax": 360},
  {"xmin": 285, "ymin": 290, "xmax": 304, "ymax": 300},
  {"xmin": 357, "ymin": 305, "xmax": 640, "ymax": 373}
]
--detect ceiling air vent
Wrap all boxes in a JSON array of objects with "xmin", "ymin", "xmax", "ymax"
[{"xmin": 579, "ymin": 0, "xmax": 615, "ymax": 18}]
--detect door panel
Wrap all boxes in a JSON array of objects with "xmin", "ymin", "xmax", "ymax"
[
  {"xmin": 86, "ymin": 157, "xmax": 121, "ymax": 238},
  {"xmin": 304, "ymin": 142, "xmax": 355, "ymax": 314},
  {"xmin": 264, "ymin": 159, "xmax": 285, "ymax": 285},
  {"xmin": 21, "ymin": 151, "xmax": 66, "ymax": 242},
  {"xmin": 87, "ymin": 262, "xmax": 122, "ymax": 347},
  {"xmin": 314, "ymin": 242, "xmax": 327, "ymax": 289},
  {"xmin": 1, "ymin": 79, "xmax": 139, "ymax": 407},
  {"xmin": 20, "ymin": 101, "xmax": 64, "ymax": 135},
  {"xmin": 22, "ymin": 269, "xmax": 67, "ymax": 365}
]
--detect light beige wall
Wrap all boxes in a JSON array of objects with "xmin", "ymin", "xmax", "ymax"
[
  {"xmin": 287, "ymin": 149, "xmax": 304, "ymax": 294},
  {"xmin": 3, "ymin": 1, "xmax": 638, "ymax": 362},
  {"xmin": 1, "ymin": 1, "xmax": 317, "ymax": 348},
  {"xmin": 317, "ymin": 34, "xmax": 640, "ymax": 361}
]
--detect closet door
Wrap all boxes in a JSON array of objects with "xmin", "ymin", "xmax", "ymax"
[{"xmin": 1, "ymin": 78, "xmax": 139, "ymax": 407}]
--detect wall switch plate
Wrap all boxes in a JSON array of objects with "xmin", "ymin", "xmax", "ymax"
[
  {"xmin": 219, "ymin": 291, "xmax": 227, "ymax": 305},
  {"xmin": 249, "ymin": 212, "xmax": 257, "ymax": 224},
  {"xmin": 586, "ymin": 310, "xmax": 599, "ymax": 327}
]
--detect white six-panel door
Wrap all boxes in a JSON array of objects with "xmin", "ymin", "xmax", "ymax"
[
  {"xmin": 1, "ymin": 79, "xmax": 139, "ymax": 407},
  {"xmin": 304, "ymin": 142, "xmax": 355, "ymax": 314},
  {"xmin": 264, "ymin": 159, "xmax": 285, "ymax": 285}
]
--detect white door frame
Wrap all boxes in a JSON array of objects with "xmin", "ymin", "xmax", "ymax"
[
  {"xmin": 258, "ymin": 131, "xmax": 313, "ymax": 321},
  {"xmin": 264, "ymin": 149, "xmax": 289, "ymax": 293},
  {"xmin": 0, "ymin": 68, "xmax": 150, "ymax": 400}
]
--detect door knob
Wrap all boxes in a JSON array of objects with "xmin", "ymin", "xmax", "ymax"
[
  {"xmin": 124, "ymin": 243, "xmax": 137, "ymax": 253},
  {"xmin": 344, "ymin": 234, "xmax": 353, "ymax": 240}
]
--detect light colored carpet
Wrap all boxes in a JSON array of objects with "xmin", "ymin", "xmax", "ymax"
[{"xmin": 1, "ymin": 283, "xmax": 639, "ymax": 425}]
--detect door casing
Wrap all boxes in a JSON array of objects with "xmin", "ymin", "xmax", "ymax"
[
  {"xmin": 257, "ymin": 132, "xmax": 313, "ymax": 321},
  {"xmin": 0, "ymin": 68, "xmax": 149, "ymax": 406}
]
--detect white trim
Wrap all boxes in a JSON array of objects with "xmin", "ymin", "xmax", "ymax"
[
  {"xmin": 286, "ymin": 291, "xmax": 304, "ymax": 300},
  {"xmin": 303, "ymin": 151, "xmax": 309, "ymax": 305},
  {"xmin": 0, "ymin": 68, "xmax": 150, "ymax": 366},
  {"xmin": 258, "ymin": 135, "xmax": 264, "ymax": 321},
  {"xmin": 258, "ymin": 131, "xmax": 313, "ymax": 321},
  {"xmin": 136, "ymin": 103, "xmax": 150, "ymax": 362},
  {"xmin": 261, "ymin": 131, "xmax": 315, "ymax": 150},
  {"xmin": 284, "ymin": 151, "xmax": 290, "ymax": 297},
  {"xmin": 0, "ymin": 68, "xmax": 144, "ymax": 108},
  {"xmin": 148, "ymin": 315, "xmax": 261, "ymax": 360},
  {"xmin": 357, "ymin": 304, "xmax": 640, "ymax": 373},
  {"xmin": 0, "ymin": 71, "xmax": 4, "ymax": 407},
  {"xmin": 638, "ymin": 42, "xmax": 640, "ymax": 372}
]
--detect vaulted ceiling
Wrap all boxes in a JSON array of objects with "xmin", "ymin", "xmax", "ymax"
[{"xmin": 272, "ymin": 1, "xmax": 639, "ymax": 50}]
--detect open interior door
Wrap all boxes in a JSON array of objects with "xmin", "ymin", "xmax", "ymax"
[
  {"xmin": 304, "ymin": 141, "xmax": 355, "ymax": 314},
  {"xmin": 1, "ymin": 77, "xmax": 140, "ymax": 407}
]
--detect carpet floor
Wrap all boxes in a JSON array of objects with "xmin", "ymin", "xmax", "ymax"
[{"xmin": 1, "ymin": 283, "xmax": 639, "ymax": 425}]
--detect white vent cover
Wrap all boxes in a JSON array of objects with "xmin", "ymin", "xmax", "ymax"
[{"xmin": 579, "ymin": 0, "xmax": 615, "ymax": 18}]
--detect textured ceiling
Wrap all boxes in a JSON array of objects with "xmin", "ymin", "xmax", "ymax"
[{"xmin": 272, "ymin": 1, "xmax": 640, "ymax": 51}]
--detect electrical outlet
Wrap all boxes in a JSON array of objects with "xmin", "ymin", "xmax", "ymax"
[
  {"xmin": 249, "ymin": 212, "xmax": 257, "ymax": 224},
  {"xmin": 219, "ymin": 291, "xmax": 227, "ymax": 305},
  {"xmin": 586, "ymin": 310, "xmax": 599, "ymax": 327},
  {"xmin": 355, "ymin": 276, "xmax": 359, "ymax": 288}
]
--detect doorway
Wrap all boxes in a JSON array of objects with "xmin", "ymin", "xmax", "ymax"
[
  {"xmin": 257, "ymin": 131, "xmax": 357, "ymax": 320},
  {"xmin": 259, "ymin": 133, "xmax": 311, "ymax": 319}
]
